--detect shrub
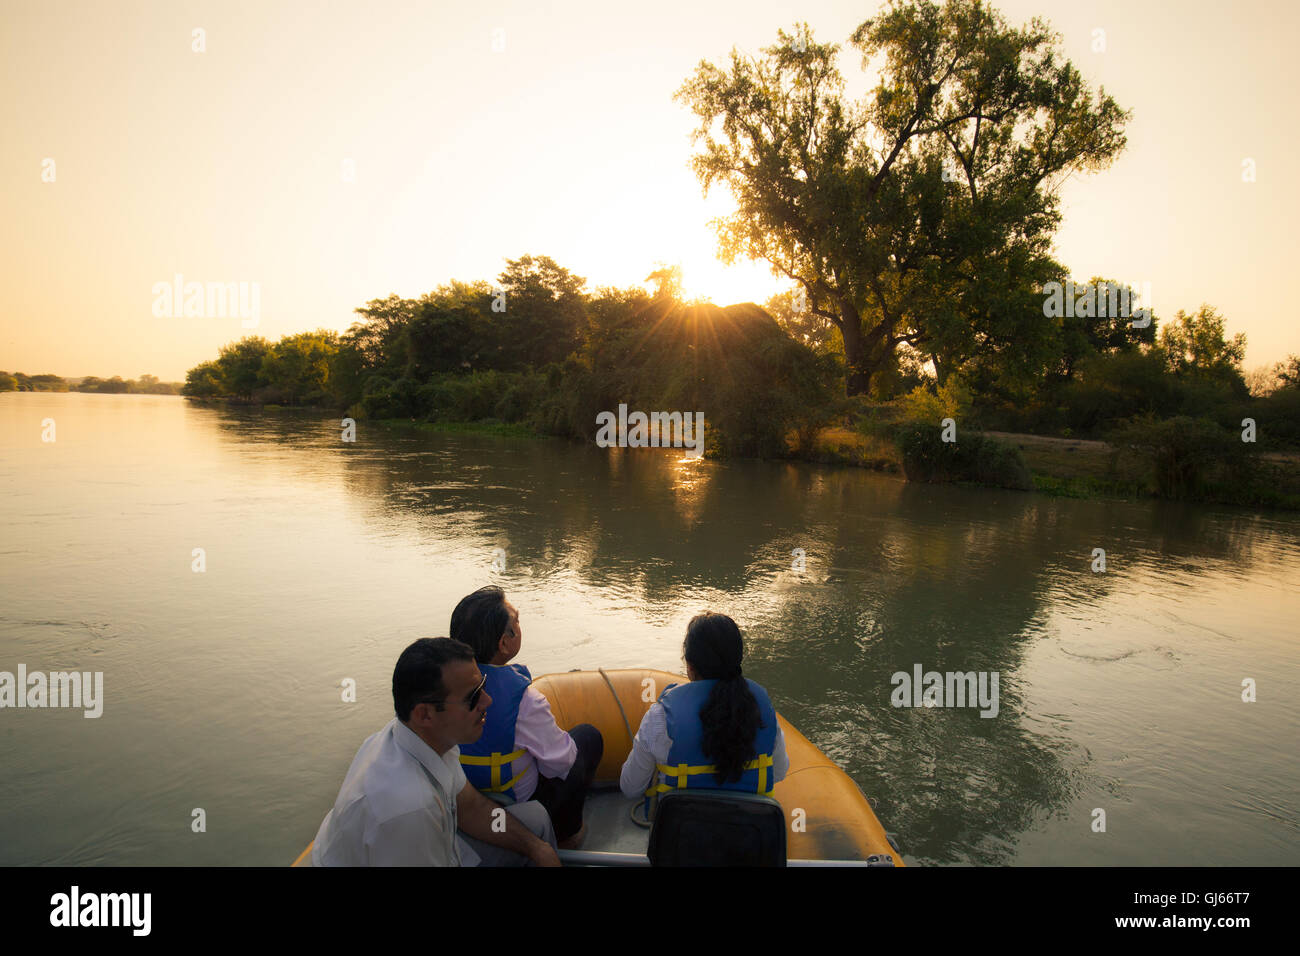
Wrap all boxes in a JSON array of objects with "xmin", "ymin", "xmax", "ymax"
[
  {"xmin": 1249, "ymin": 387, "xmax": 1300, "ymax": 449},
  {"xmin": 891, "ymin": 423, "xmax": 1033, "ymax": 490},
  {"xmin": 1107, "ymin": 415, "xmax": 1247, "ymax": 499},
  {"xmin": 900, "ymin": 374, "xmax": 972, "ymax": 425}
]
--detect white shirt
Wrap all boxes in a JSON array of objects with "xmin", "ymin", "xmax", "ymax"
[
  {"xmin": 312, "ymin": 717, "xmax": 469, "ymax": 866},
  {"xmin": 619, "ymin": 701, "xmax": 789, "ymax": 800},
  {"xmin": 509, "ymin": 686, "xmax": 578, "ymax": 802}
]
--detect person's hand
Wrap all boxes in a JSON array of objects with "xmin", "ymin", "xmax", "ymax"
[{"xmin": 528, "ymin": 841, "xmax": 562, "ymax": 867}]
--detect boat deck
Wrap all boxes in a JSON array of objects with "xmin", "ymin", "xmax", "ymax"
[{"xmin": 575, "ymin": 784, "xmax": 650, "ymax": 856}]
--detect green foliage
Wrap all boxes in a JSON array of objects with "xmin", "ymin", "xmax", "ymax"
[
  {"xmin": 258, "ymin": 331, "xmax": 337, "ymax": 405},
  {"xmin": 495, "ymin": 255, "xmax": 588, "ymax": 369},
  {"xmin": 183, "ymin": 362, "xmax": 224, "ymax": 398},
  {"xmin": 5, "ymin": 372, "xmax": 68, "ymax": 391},
  {"xmin": 900, "ymin": 374, "xmax": 972, "ymax": 424},
  {"xmin": 764, "ymin": 288, "xmax": 843, "ymax": 358},
  {"xmin": 891, "ymin": 423, "xmax": 1033, "ymax": 490},
  {"xmin": 1250, "ymin": 387, "xmax": 1300, "ymax": 449},
  {"xmin": 359, "ymin": 375, "xmax": 417, "ymax": 419},
  {"xmin": 0, "ymin": 373, "xmax": 17, "ymax": 392},
  {"xmin": 1051, "ymin": 277, "xmax": 1159, "ymax": 379},
  {"xmin": 1056, "ymin": 350, "xmax": 1176, "ymax": 434},
  {"xmin": 215, "ymin": 337, "xmax": 272, "ymax": 399},
  {"xmin": 550, "ymin": 299, "xmax": 842, "ymax": 458},
  {"xmin": 675, "ymin": 4, "xmax": 1129, "ymax": 395},
  {"xmin": 1158, "ymin": 306, "xmax": 1247, "ymax": 392},
  {"xmin": 1273, "ymin": 354, "xmax": 1300, "ymax": 390},
  {"xmin": 1107, "ymin": 415, "xmax": 1248, "ymax": 499},
  {"xmin": 92, "ymin": 376, "xmax": 130, "ymax": 394}
]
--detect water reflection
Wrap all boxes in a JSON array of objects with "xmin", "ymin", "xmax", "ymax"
[{"xmin": 194, "ymin": 407, "xmax": 1299, "ymax": 864}]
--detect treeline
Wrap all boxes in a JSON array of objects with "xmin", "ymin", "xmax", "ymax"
[
  {"xmin": 0, "ymin": 372, "xmax": 181, "ymax": 394},
  {"xmin": 181, "ymin": 255, "xmax": 1300, "ymax": 494},
  {"xmin": 182, "ymin": 256, "xmax": 839, "ymax": 457},
  {"xmin": 769, "ymin": 278, "xmax": 1300, "ymax": 447}
]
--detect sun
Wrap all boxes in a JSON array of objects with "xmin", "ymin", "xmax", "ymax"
[
  {"xmin": 654, "ymin": 258, "xmax": 785, "ymax": 307},
  {"xmin": 577, "ymin": 175, "xmax": 790, "ymax": 308}
]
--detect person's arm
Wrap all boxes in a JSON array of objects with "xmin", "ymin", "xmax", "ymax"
[
  {"xmin": 515, "ymin": 687, "xmax": 578, "ymax": 779},
  {"xmin": 367, "ymin": 805, "xmax": 454, "ymax": 867},
  {"xmin": 455, "ymin": 781, "xmax": 561, "ymax": 867},
  {"xmin": 772, "ymin": 725, "xmax": 789, "ymax": 783},
  {"xmin": 619, "ymin": 703, "xmax": 667, "ymax": 800}
]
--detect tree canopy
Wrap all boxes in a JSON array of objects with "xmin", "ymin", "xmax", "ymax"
[{"xmin": 675, "ymin": 0, "xmax": 1130, "ymax": 395}]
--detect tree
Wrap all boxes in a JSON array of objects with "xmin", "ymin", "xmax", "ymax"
[
  {"xmin": 215, "ymin": 337, "xmax": 271, "ymax": 399},
  {"xmin": 344, "ymin": 295, "xmax": 420, "ymax": 373},
  {"xmin": 1158, "ymin": 306, "xmax": 1246, "ymax": 383},
  {"xmin": 1273, "ymin": 354, "xmax": 1300, "ymax": 390},
  {"xmin": 404, "ymin": 280, "xmax": 498, "ymax": 378},
  {"xmin": 1053, "ymin": 277, "xmax": 1159, "ymax": 382},
  {"xmin": 183, "ymin": 361, "xmax": 224, "ymax": 398},
  {"xmin": 1244, "ymin": 364, "xmax": 1279, "ymax": 398},
  {"xmin": 675, "ymin": 1, "xmax": 1129, "ymax": 395},
  {"xmin": 765, "ymin": 288, "xmax": 842, "ymax": 356},
  {"xmin": 495, "ymin": 254, "xmax": 588, "ymax": 368},
  {"xmin": 645, "ymin": 264, "xmax": 684, "ymax": 304},
  {"xmin": 260, "ymin": 331, "xmax": 338, "ymax": 404}
]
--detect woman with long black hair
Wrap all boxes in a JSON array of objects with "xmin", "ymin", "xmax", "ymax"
[{"xmin": 620, "ymin": 612, "xmax": 788, "ymax": 810}]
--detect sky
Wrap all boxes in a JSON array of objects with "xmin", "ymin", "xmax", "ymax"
[{"xmin": 2, "ymin": 0, "xmax": 1296, "ymax": 381}]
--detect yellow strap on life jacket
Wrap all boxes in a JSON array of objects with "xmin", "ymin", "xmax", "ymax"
[
  {"xmin": 647, "ymin": 753, "xmax": 776, "ymax": 797},
  {"xmin": 459, "ymin": 748, "xmax": 527, "ymax": 793}
]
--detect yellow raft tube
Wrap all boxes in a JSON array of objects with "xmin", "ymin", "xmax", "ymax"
[{"xmin": 293, "ymin": 668, "xmax": 902, "ymax": 866}]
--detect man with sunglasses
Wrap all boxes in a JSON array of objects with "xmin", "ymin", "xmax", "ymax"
[{"xmin": 311, "ymin": 637, "xmax": 561, "ymax": 866}]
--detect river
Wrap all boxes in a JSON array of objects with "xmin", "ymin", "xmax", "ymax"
[{"xmin": 1, "ymin": 392, "xmax": 1296, "ymax": 865}]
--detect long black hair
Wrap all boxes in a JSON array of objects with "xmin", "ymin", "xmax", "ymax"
[{"xmin": 684, "ymin": 612, "xmax": 761, "ymax": 785}]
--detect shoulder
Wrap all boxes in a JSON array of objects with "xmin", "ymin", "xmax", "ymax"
[
  {"xmin": 519, "ymin": 685, "xmax": 561, "ymax": 724},
  {"xmin": 638, "ymin": 701, "xmax": 667, "ymax": 736},
  {"xmin": 490, "ymin": 664, "xmax": 532, "ymax": 695},
  {"xmin": 656, "ymin": 681, "xmax": 684, "ymax": 702},
  {"xmin": 356, "ymin": 733, "xmax": 446, "ymax": 824}
]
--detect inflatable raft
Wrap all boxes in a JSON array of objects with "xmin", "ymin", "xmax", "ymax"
[{"xmin": 293, "ymin": 668, "xmax": 901, "ymax": 866}]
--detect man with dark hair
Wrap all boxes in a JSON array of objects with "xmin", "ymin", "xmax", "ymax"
[
  {"xmin": 450, "ymin": 587, "xmax": 603, "ymax": 848},
  {"xmin": 311, "ymin": 637, "xmax": 560, "ymax": 866}
]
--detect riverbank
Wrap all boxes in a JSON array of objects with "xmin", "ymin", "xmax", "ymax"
[
  {"xmin": 203, "ymin": 398, "xmax": 1300, "ymax": 510},
  {"xmin": 806, "ymin": 421, "xmax": 1300, "ymax": 508}
]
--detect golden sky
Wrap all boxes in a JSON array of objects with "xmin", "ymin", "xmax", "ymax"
[{"xmin": 2, "ymin": 0, "xmax": 1296, "ymax": 380}]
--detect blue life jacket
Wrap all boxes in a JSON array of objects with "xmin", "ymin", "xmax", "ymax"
[
  {"xmin": 645, "ymin": 678, "xmax": 778, "ymax": 813},
  {"xmin": 458, "ymin": 663, "xmax": 531, "ymax": 799}
]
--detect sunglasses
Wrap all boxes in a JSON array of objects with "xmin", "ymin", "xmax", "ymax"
[{"xmin": 422, "ymin": 673, "xmax": 487, "ymax": 712}]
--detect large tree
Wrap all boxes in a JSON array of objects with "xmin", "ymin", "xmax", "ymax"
[
  {"xmin": 676, "ymin": 0, "xmax": 1130, "ymax": 395},
  {"xmin": 1158, "ymin": 305, "xmax": 1247, "ymax": 386},
  {"xmin": 495, "ymin": 255, "xmax": 588, "ymax": 368}
]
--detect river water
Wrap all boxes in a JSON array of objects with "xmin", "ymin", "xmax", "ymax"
[{"xmin": 1, "ymin": 392, "xmax": 1296, "ymax": 865}]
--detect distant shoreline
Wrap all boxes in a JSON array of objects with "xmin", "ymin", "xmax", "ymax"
[{"xmin": 1, "ymin": 372, "xmax": 182, "ymax": 395}]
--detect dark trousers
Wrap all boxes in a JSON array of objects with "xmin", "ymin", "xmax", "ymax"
[{"xmin": 532, "ymin": 723, "xmax": 603, "ymax": 841}]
